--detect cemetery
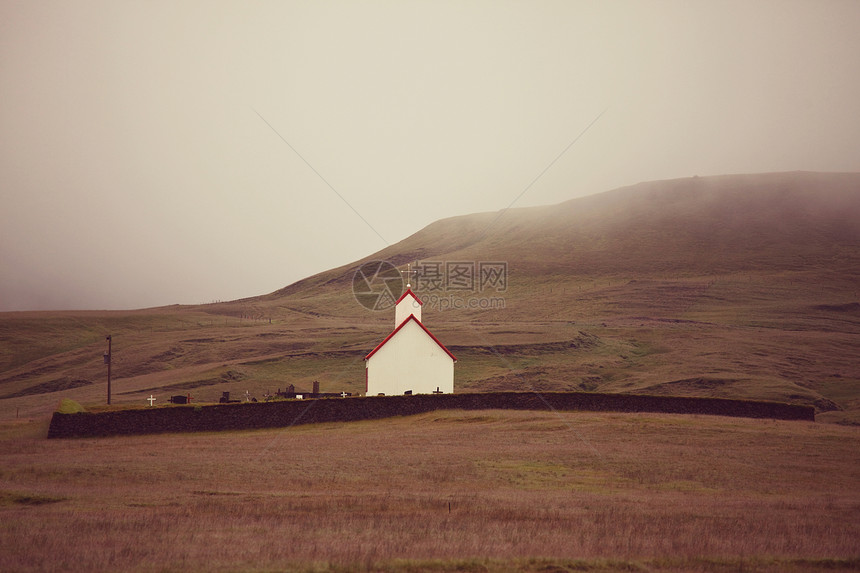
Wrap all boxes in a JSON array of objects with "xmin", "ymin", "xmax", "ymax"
[{"xmin": 275, "ymin": 381, "xmax": 352, "ymax": 400}]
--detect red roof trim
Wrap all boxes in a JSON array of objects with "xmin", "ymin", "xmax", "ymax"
[
  {"xmin": 395, "ymin": 288, "xmax": 423, "ymax": 306},
  {"xmin": 364, "ymin": 314, "xmax": 457, "ymax": 362}
]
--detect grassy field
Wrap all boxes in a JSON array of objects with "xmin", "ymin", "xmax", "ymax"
[
  {"xmin": 3, "ymin": 279, "xmax": 857, "ymax": 430},
  {"xmin": 1, "ymin": 267, "xmax": 858, "ymax": 423},
  {"xmin": 1, "ymin": 409, "xmax": 858, "ymax": 572}
]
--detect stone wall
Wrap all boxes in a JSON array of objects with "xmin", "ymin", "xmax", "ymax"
[{"xmin": 47, "ymin": 392, "xmax": 815, "ymax": 439}]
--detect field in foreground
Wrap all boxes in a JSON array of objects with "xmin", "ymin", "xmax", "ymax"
[{"xmin": 1, "ymin": 410, "xmax": 858, "ymax": 572}]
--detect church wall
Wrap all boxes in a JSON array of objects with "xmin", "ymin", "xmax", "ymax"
[{"xmin": 366, "ymin": 320, "xmax": 454, "ymax": 396}]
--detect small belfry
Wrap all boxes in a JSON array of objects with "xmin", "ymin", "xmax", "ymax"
[{"xmin": 364, "ymin": 266, "xmax": 456, "ymax": 396}]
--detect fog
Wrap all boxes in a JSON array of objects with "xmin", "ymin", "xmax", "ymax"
[{"xmin": 2, "ymin": 0, "xmax": 859, "ymax": 311}]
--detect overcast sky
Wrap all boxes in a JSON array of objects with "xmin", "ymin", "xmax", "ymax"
[{"xmin": 1, "ymin": 1, "xmax": 859, "ymax": 311}]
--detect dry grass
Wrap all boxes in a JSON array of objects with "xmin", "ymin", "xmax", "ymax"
[{"xmin": 1, "ymin": 410, "xmax": 858, "ymax": 572}]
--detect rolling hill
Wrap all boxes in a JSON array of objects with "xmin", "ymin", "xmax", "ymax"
[{"xmin": 2, "ymin": 171, "xmax": 859, "ymax": 423}]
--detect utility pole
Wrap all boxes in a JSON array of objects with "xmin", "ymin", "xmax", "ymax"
[{"xmin": 104, "ymin": 335, "xmax": 112, "ymax": 405}]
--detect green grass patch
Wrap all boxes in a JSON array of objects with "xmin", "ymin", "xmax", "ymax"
[
  {"xmin": 56, "ymin": 398, "xmax": 86, "ymax": 414},
  {"xmin": 475, "ymin": 460, "xmax": 625, "ymax": 493}
]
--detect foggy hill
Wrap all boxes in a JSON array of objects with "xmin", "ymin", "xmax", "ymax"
[
  {"xmin": 376, "ymin": 171, "xmax": 860, "ymax": 271},
  {"xmin": 272, "ymin": 171, "xmax": 860, "ymax": 305}
]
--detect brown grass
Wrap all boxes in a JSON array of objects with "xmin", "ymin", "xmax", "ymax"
[{"xmin": 1, "ymin": 410, "xmax": 858, "ymax": 572}]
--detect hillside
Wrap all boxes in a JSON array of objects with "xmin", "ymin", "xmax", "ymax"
[{"xmin": 1, "ymin": 171, "xmax": 859, "ymax": 423}]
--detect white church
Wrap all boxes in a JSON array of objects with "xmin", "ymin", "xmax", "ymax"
[{"xmin": 364, "ymin": 286, "xmax": 456, "ymax": 396}]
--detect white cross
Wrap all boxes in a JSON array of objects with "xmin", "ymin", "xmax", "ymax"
[
  {"xmin": 341, "ymin": 391, "xmax": 348, "ymax": 398},
  {"xmin": 400, "ymin": 263, "xmax": 418, "ymax": 288},
  {"xmin": 147, "ymin": 395, "xmax": 156, "ymax": 406}
]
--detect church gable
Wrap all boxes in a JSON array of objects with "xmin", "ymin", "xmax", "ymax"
[
  {"xmin": 394, "ymin": 288, "xmax": 422, "ymax": 328},
  {"xmin": 364, "ymin": 314, "xmax": 456, "ymax": 362}
]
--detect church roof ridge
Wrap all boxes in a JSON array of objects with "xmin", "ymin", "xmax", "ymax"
[{"xmin": 395, "ymin": 288, "xmax": 423, "ymax": 306}]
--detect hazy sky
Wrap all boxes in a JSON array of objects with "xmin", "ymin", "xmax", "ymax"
[{"xmin": 2, "ymin": 1, "xmax": 859, "ymax": 311}]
